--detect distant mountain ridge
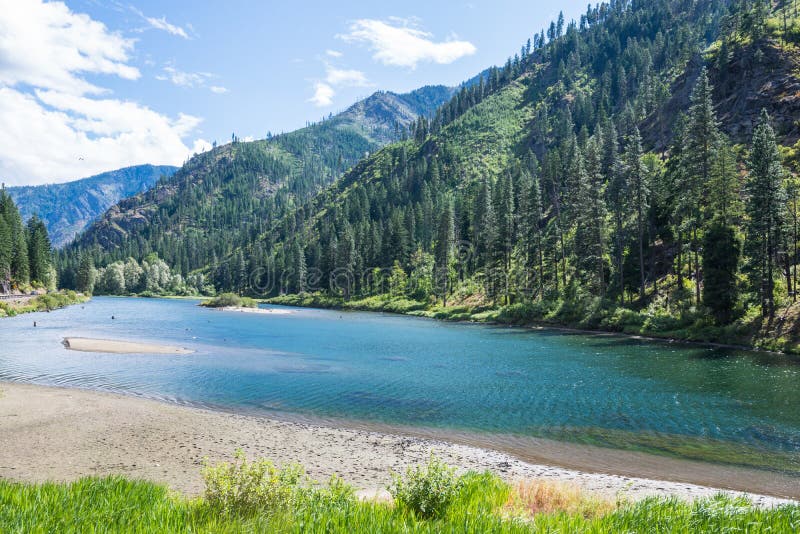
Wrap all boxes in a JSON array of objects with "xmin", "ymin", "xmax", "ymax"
[
  {"xmin": 7, "ymin": 165, "xmax": 178, "ymax": 248},
  {"xmin": 332, "ymin": 85, "xmax": 456, "ymax": 144},
  {"xmin": 304, "ymin": 85, "xmax": 456, "ymax": 145}
]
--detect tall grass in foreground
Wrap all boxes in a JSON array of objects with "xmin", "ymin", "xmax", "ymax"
[{"xmin": 1, "ymin": 455, "xmax": 798, "ymax": 533}]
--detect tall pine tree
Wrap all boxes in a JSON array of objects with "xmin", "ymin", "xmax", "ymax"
[{"xmin": 745, "ymin": 110, "xmax": 786, "ymax": 318}]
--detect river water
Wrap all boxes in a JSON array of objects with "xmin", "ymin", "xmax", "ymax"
[{"xmin": 1, "ymin": 296, "xmax": 798, "ymax": 495}]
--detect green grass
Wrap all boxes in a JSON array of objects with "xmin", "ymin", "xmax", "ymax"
[{"xmin": 1, "ymin": 472, "xmax": 798, "ymax": 533}]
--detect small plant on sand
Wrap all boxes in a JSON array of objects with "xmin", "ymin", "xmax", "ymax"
[
  {"xmin": 201, "ymin": 450, "xmax": 305, "ymax": 515},
  {"xmin": 389, "ymin": 454, "xmax": 464, "ymax": 519},
  {"xmin": 505, "ymin": 479, "xmax": 617, "ymax": 519}
]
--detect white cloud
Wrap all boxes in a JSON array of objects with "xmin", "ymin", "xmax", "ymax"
[
  {"xmin": 145, "ymin": 16, "xmax": 189, "ymax": 39},
  {"xmin": 156, "ymin": 66, "xmax": 207, "ymax": 88},
  {"xmin": 0, "ymin": 0, "xmax": 203, "ymax": 185},
  {"xmin": 156, "ymin": 66, "xmax": 227, "ymax": 94},
  {"xmin": 191, "ymin": 138, "xmax": 213, "ymax": 154},
  {"xmin": 128, "ymin": 6, "xmax": 191, "ymax": 39},
  {"xmin": 0, "ymin": 87, "xmax": 202, "ymax": 185},
  {"xmin": 324, "ymin": 66, "xmax": 369, "ymax": 87},
  {"xmin": 0, "ymin": 0, "xmax": 139, "ymax": 95},
  {"xmin": 309, "ymin": 82, "xmax": 334, "ymax": 107},
  {"xmin": 307, "ymin": 65, "xmax": 369, "ymax": 108},
  {"xmin": 338, "ymin": 18, "xmax": 476, "ymax": 69},
  {"xmin": 325, "ymin": 49, "xmax": 343, "ymax": 58}
]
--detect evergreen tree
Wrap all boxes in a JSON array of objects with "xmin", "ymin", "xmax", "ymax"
[
  {"xmin": 519, "ymin": 162, "xmax": 545, "ymax": 298},
  {"xmin": 745, "ymin": 110, "xmax": 786, "ymax": 318},
  {"xmin": 26, "ymin": 216, "xmax": 52, "ymax": 288},
  {"xmin": 292, "ymin": 241, "xmax": 307, "ymax": 293},
  {"xmin": 434, "ymin": 198, "xmax": 455, "ymax": 306},
  {"xmin": 76, "ymin": 254, "xmax": 96, "ymax": 295},
  {"xmin": 574, "ymin": 138, "xmax": 608, "ymax": 296},
  {"xmin": 626, "ymin": 128, "xmax": 649, "ymax": 300},
  {"xmin": 709, "ymin": 136, "xmax": 743, "ymax": 226},
  {"xmin": 702, "ymin": 220, "xmax": 741, "ymax": 324},
  {"xmin": 474, "ymin": 179, "xmax": 499, "ymax": 271},
  {"xmin": 336, "ymin": 224, "xmax": 356, "ymax": 300},
  {"xmin": 0, "ymin": 215, "xmax": 11, "ymax": 289},
  {"xmin": 681, "ymin": 68, "xmax": 721, "ymax": 304},
  {"xmin": 0, "ymin": 191, "xmax": 29, "ymax": 285}
]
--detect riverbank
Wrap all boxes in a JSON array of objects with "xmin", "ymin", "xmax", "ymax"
[
  {"xmin": 0, "ymin": 382, "xmax": 794, "ymax": 506},
  {"xmin": 265, "ymin": 293, "xmax": 800, "ymax": 355},
  {"xmin": 0, "ymin": 291, "xmax": 87, "ymax": 318}
]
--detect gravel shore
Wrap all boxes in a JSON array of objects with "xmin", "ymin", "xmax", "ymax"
[{"xmin": 0, "ymin": 382, "xmax": 794, "ymax": 507}]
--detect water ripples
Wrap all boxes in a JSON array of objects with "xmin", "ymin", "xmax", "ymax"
[{"xmin": 1, "ymin": 296, "xmax": 799, "ymax": 473}]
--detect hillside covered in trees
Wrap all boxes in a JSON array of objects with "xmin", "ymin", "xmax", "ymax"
[
  {"xmin": 7, "ymin": 165, "xmax": 178, "ymax": 248},
  {"xmin": 62, "ymin": 0, "xmax": 800, "ymax": 350},
  {"xmin": 56, "ymin": 86, "xmax": 454, "ymax": 289}
]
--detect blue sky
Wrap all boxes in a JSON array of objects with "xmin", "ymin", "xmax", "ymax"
[{"xmin": 0, "ymin": 0, "xmax": 586, "ymax": 185}]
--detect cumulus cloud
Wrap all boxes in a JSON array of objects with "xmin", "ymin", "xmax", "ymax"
[
  {"xmin": 0, "ymin": 0, "xmax": 203, "ymax": 185},
  {"xmin": 338, "ymin": 18, "xmax": 476, "ymax": 68},
  {"xmin": 309, "ymin": 82, "xmax": 334, "ymax": 107},
  {"xmin": 325, "ymin": 49, "xmax": 343, "ymax": 58},
  {"xmin": 324, "ymin": 66, "xmax": 369, "ymax": 87},
  {"xmin": 0, "ymin": 0, "xmax": 139, "ymax": 95},
  {"xmin": 209, "ymin": 85, "xmax": 229, "ymax": 94},
  {"xmin": 0, "ymin": 87, "xmax": 202, "ymax": 185},
  {"xmin": 308, "ymin": 64, "xmax": 370, "ymax": 107}
]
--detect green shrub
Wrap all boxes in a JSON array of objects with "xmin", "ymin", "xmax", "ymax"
[
  {"xmin": 389, "ymin": 455, "xmax": 464, "ymax": 519},
  {"xmin": 600, "ymin": 308, "xmax": 644, "ymax": 331},
  {"xmin": 201, "ymin": 450, "xmax": 305, "ymax": 515},
  {"xmin": 201, "ymin": 293, "xmax": 257, "ymax": 308},
  {"xmin": 641, "ymin": 309, "xmax": 684, "ymax": 333},
  {"xmin": 496, "ymin": 302, "xmax": 553, "ymax": 324}
]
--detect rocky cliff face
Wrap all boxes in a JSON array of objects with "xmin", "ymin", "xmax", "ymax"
[{"xmin": 644, "ymin": 38, "xmax": 800, "ymax": 150}]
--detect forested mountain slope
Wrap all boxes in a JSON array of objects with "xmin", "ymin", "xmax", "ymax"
[
  {"xmin": 250, "ymin": 1, "xmax": 800, "ymax": 349},
  {"xmin": 57, "ymin": 85, "xmax": 454, "ymax": 286},
  {"xmin": 63, "ymin": 1, "xmax": 800, "ymax": 351},
  {"xmin": 6, "ymin": 165, "xmax": 177, "ymax": 248}
]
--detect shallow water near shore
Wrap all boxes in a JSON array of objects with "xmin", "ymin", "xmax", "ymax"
[{"xmin": 1, "ymin": 296, "xmax": 799, "ymax": 496}]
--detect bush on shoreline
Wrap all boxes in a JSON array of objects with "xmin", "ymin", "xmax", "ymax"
[
  {"xmin": 390, "ymin": 455, "xmax": 464, "ymax": 519},
  {"xmin": 267, "ymin": 291, "xmax": 796, "ymax": 353},
  {"xmin": 0, "ymin": 291, "xmax": 86, "ymax": 318},
  {"xmin": 200, "ymin": 293, "xmax": 257, "ymax": 309}
]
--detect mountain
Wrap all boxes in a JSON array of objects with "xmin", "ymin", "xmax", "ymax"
[
  {"xmin": 332, "ymin": 85, "xmax": 457, "ymax": 144},
  {"xmin": 63, "ymin": 1, "xmax": 800, "ymax": 350},
  {"xmin": 6, "ymin": 165, "xmax": 178, "ymax": 248},
  {"xmin": 56, "ymin": 85, "xmax": 454, "ymax": 284}
]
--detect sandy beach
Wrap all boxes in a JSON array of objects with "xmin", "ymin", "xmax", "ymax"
[
  {"xmin": 214, "ymin": 306, "xmax": 294, "ymax": 315},
  {"xmin": 0, "ymin": 382, "xmax": 794, "ymax": 507},
  {"xmin": 62, "ymin": 337, "xmax": 194, "ymax": 354}
]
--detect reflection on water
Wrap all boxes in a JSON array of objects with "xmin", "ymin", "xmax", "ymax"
[{"xmin": 1, "ymin": 296, "xmax": 799, "ymax": 482}]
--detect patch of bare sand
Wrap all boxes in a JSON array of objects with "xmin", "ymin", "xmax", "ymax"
[
  {"xmin": 62, "ymin": 338, "xmax": 193, "ymax": 354},
  {"xmin": 0, "ymin": 382, "xmax": 794, "ymax": 507},
  {"xmin": 214, "ymin": 306, "xmax": 293, "ymax": 315}
]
